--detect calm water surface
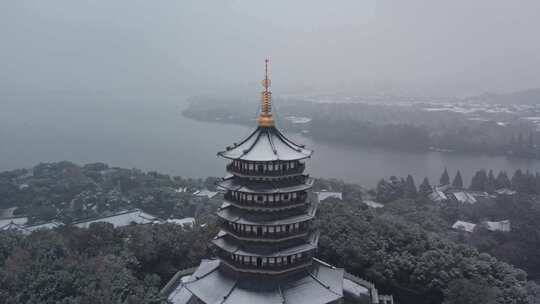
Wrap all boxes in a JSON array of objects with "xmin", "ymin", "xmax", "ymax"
[{"xmin": 1, "ymin": 94, "xmax": 540, "ymax": 187}]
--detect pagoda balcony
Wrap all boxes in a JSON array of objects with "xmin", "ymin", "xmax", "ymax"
[
  {"xmin": 226, "ymin": 162, "xmax": 305, "ymax": 178},
  {"xmin": 216, "ymin": 252, "xmax": 313, "ymax": 275},
  {"xmin": 224, "ymin": 193, "xmax": 308, "ymax": 211},
  {"xmin": 221, "ymin": 225, "xmax": 310, "ymax": 242}
]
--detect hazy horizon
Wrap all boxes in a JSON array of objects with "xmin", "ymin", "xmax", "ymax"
[{"xmin": 2, "ymin": 1, "xmax": 540, "ymax": 98}]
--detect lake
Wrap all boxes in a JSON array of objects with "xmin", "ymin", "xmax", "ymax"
[{"xmin": 2, "ymin": 93, "xmax": 540, "ymax": 187}]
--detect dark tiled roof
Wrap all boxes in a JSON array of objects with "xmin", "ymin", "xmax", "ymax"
[
  {"xmin": 217, "ymin": 175, "xmax": 313, "ymax": 193},
  {"xmin": 218, "ymin": 126, "xmax": 313, "ymax": 161},
  {"xmin": 167, "ymin": 258, "xmax": 344, "ymax": 304},
  {"xmin": 216, "ymin": 202, "xmax": 318, "ymax": 226}
]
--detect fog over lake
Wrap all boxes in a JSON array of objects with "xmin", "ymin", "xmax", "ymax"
[{"xmin": 2, "ymin": 93, "xmax": 540, "ymax": 187}]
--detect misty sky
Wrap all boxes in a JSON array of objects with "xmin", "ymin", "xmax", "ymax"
[{"xmin": 1, "ymin": 0, "xmax": 540, "ymax": 97}]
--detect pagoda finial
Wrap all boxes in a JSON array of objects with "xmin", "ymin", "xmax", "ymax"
[{"xmin": 258, "ymin": 58, "xmax": 275, "ymax": 127}]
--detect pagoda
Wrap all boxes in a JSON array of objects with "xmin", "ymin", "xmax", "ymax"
[{"xmin": 163, "ymin": 60, "xmax": 393, "ymax": 304}]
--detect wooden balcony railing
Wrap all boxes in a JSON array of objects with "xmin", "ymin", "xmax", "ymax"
[
  {"xmin": 221, "ymin": 226, "xmax": 309, "ymax": 242},
  {"xmin": 226, "ymin": 163, "xmax": 305, "ymax": 177},
  {"xmin": 216, "ymin": 251, "xmax": 313, "ymax": 274},
  {"xmin": 224, "ymin": 193, "xmax": 307, "ymax": 209}
]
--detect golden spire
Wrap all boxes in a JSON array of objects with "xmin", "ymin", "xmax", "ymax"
[{"xmin": 258, "ymin": 58, "xmax": 275, "ymax": 127}]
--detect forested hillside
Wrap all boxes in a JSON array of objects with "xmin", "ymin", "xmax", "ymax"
[{"xmin": 1, "ymin": 163, "xmax": 540, "ymax": 303}]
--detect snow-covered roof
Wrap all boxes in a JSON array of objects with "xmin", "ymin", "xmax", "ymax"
[
  {"xmin": 483, "ymin": 220, "xmax": 511, "ymax": 232},
  {"xmin": 193, "ymin": 189, "xmax": 218, "ymax": 199},
  {"xmin": 167, "ymin": 217, "xmax": 195, "ymax": 227},
  {"xmin": 451, "ymin": 192, "xmax": 477, "ymax": 204},
  {"xmin": 343, "ymin": 278, "xmax": 370, "ymax": 299},
  {"xmin": 495, "ymin": 188, "xmax": 517, "ymax": 195},
  {"xmin": 429, "ymin": 190, "xmax": 448, "ymax": 202},
  {"xmin": 315, "ymin": 191, "xmax": 342, "ymax": 201},
  {"xmin": 363, "ymin": 200, "xmax": 384, "ymax": 208},
  {"xmin": 167, "ymin": 258, "xmax": 344, "ymax": 304},
  {"xmin": 0, "ymin": 222, "xmax": 27, "ymax": 232},
  {"xmin": 452, "ymin": 220, "xmax": 477, "ymax": 233},
  {"xmin": 19, "ymin": 221, "xmax": 63, "ymax": 234},
  {"xmin": 73, "ymin": 209, "xmax": 159, "ymax": 228},
  {"xmin": 0, "ymin": 216, "xmax": 28, "ymax": 228},
  {"xmin": 218, "ymin": 126, "xmax": 312, "ymax": 161}
]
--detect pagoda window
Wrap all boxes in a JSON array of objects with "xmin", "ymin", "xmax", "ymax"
[
  {"xmin": 257, "ymin": 164, "xmax": 264, "ymax": 172},
  {"xmin": 284, "ymin": 194, "xmax": 289, "ymax": 200},
  {"xmin": 269, "ymin": 226, "xmax": 275, "ymax": 233},
  {"xmin": 276, "ymin": 226, "xmax": 282, "ymax": 233},
  {"xmin": 293, "ymin": 223, "xmax": 299, "ymax": 230},
  {"xmin": 262, "ymin": 226, "xmax": 268, "ymax": 233}
]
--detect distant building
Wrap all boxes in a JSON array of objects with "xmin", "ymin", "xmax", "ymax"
[
  {"xmin": 363, "ymin": 200, "xmax": 384, "ymax": 209},
  {"xmin": 0, "ymin": 221, "xmax": 27, "ymax": 233},
  {"xmin": 0, "ymin": 216, "xmax": 28, "ymax": 229},
  {"xmin": 451, "ymin": 220, "xmax": 511, "ymax": 233},
  {"xmin": 285, "ymin": 116, "xmax": 312, "ymax": 124},
  {"xmin": 0, "ymin": 217, "xmax": 61, "ymax": 234},
  {"xmin": 193, "ymin": 189, "xmax": 219, "ymax": 199},
  {"xmin": 482, "ymin": 220, "xmax": 511, "ymax": 232},
  {"xmin": 495, "ymin": 188, "xmax": 517, "ymax": 197},
  {"xmin": 448, "ymin": 191, "xmax": 477, "ymax": 204},
  {"xmin": 175, "ymin": 187, "xmax": 188, "ymax": 193},
  {"xmin": 23, "ymin": 221, "xmax": 63, "ymax": 234},
  {"xmin": 167, "ymin": 217, "xmax": 196, "ymax": 227},
  {"xmin": 315, "ymin": 190, "xmax": 343, "ymax": 201},
  {"xmin": 452, "ymin": 220, "xmax": 477, "ymax": 233},
  {"xmin": 73, "ymin": 209, "xmax": 159, "ymax": 228},
  {"xmin": 429, "ymin": 189, "xmax": 448, "ymax": 202}
]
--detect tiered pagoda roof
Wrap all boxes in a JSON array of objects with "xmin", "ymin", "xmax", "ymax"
[
  {"xmin": 216, "ymin": 201, "xmax": 317, "ymax": 226},
  {"xmin": 168, "ymin": 259, "xmax": 344, "ymax": 304},
  {"xmin": 218, "ymin": 126, "xmax": 313, "ymax": 161},
  {"xmin": 218, "ymin": 175, "xmax": 314, "ymax": 193}
]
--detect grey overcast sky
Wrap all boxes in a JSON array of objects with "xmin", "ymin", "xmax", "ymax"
[{"xmin": 1, "ymin": 0, "xmax": 540, "ymax": 97}]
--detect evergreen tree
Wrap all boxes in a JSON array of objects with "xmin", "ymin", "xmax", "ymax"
[
  {"xmin": 440, "ymin": 167, "xmax": 450, "ymax": 185},
  {"xmin": 469, "ymin": 169, "xmax": 488, "ymax": 191},
  {"xmin": 512, "ymin": 169, "xmax": 525, "ymax": 192},
  {"xmin": 419, "ymin": 177, "xmax": 432, "ymax": 197},
  {"xmin": 495, "ymin": 171, "xmax": 511, "ymax": 189},
  {"xmin": 486, "ymin": 170, "xmax": 496, "ymax": 193},
  {"xmin": 452, "ymin": 171, "xmax": 463, "ymax": 188},
  {"xmin": 404, "ymin": 175, "xmax": 417, "ymax": 198},
  {"xmin": 444, "ymin": 279, "xmax": 498, "ymax": 304}
]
